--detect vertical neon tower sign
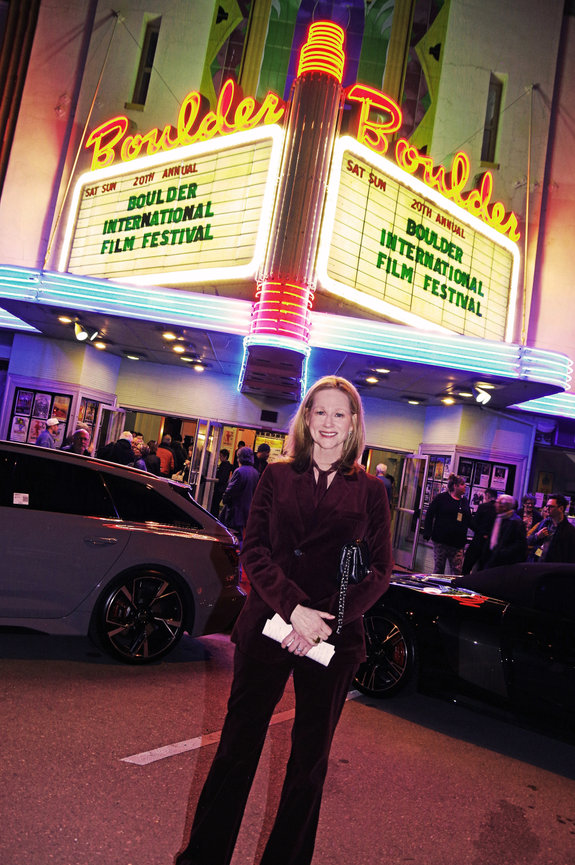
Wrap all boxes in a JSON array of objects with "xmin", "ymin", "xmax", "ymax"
[{"xmin": 240, "ymin": 21, "xmax": 345, "ymax": 395}]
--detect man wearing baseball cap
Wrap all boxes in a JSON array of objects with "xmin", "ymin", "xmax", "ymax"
[{"xmin": 35, "ymin": 417, "xmax": 60, "ymax": 448}]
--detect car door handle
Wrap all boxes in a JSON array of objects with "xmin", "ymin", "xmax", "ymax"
[{"xmin": 84, "ymin": 536, "xmax": 119, "ymax": 546}]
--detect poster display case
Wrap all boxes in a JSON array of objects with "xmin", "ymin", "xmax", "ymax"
[{"xmin": 9, "ymin": 387, "xmax": 72, "ymax": 447}]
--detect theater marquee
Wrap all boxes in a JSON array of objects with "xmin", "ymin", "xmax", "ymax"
[
  {"xmin": 316, "ymin": 137, "xmax": 520, "ymax": 341},
  {"xmin": 58, "ymin": 126, "xmax": 284, "ymax": 286}
]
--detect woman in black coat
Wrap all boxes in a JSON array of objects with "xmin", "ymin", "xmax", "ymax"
[{"xmin": 174, "ymin": 376, "xmax": 392, "ymax": 865}]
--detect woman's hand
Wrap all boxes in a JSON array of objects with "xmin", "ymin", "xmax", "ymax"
[{"xmin": 281, "ymin": 604, "xmax": 334, "ymax": 656}]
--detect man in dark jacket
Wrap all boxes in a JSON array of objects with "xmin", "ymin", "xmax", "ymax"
[
  {"xmin": 97, "ymin": 430, "xmax": 134, "ymax": 465},
  {"xmin": 211, "ymin": 448, "xmax": 233, "ymax": 516},
  {"xmin": 423, "ymin": 473, "xmax": 471, "ymax": 575},
  {"xmin": 221, "ymin": 446, "xmax": 259, "ymax": 539},
  {"xmin": 479, "ymin": 494, "xmax": 527, "ymax": 569},
  {"xmin": 254, "ymin": 443, "xmax": 271, "ymax": 476},
  {"xmin": 462, "ymin": 488, "xmax": 497, "ymax": 573},
  {"xmin": 538, "ymin": 494, "xmax": 575, "ymax": 562}
]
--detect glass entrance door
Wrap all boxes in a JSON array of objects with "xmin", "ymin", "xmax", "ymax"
[
  {"xmin": 94, "ymin": 406, "xmax": 125, "ymax": 453},
  {"xmin": 191, "ymin": 420, "xmax": 225, "ymax": 510},
  {"xmin": 393, "ymin": 456, "xmax": 428, "ymax": 570}
]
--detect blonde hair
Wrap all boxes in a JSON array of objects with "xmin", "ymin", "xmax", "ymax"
[
  {"xmin": 447, "ymin": 473, "xmax": 466, "ymax": 491},
  {"xmin": 284, "ymin": 376, "xmax": 365, "ymax": 473}
]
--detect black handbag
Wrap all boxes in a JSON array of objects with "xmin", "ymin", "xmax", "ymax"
[{"xmin": 336, "ymin": 540, "xmax": 370, "ymax": 634}]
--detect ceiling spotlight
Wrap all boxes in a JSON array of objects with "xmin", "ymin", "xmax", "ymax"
[
  {"xmin": 58, "ymin": 315, "xmax": 73, "ymax": 324},
  {"xmin": 365, "ymin": 376, "xmax": 379, "ymax": 384},
  {"xmin": 475, "ymin": 381, "xmax": 495, "ymax": 390},
  {"xmin": 173, "ymin": 344, "xmax": 186, "ymax": 354},
  {"xmin": 74, "ymin": 322, "xmax": 88, "ymax": 341},
  {"xmin": 441, "ymin": 396, "xmax": 456, "ymax": 405},
  {"xmin": 125, "ymin": 353, "xmax": 140, "ymax": 361},
  {"xmin": 73, "ymin": 320, "xmax": 98, "ymax": 342},
  {"xmin": 162, "ymin": 330, "xmax": 178, "ymax": 341},
  {"xmin": 473, "ymin": 386, "xmax": 492, "ymax": 405},
  {"xmin": 374, "ymin": 367, "xmax": 391, "ymax": 374},
  {"xmin": 93, "ymin": 340, "xmax": 107, "ymax": 350},
  {"xmin": 457, "ymin": 391, "xmax": 474, "ymax": 398},
  {"xmin": 193, "ymin": 362, "xmax": 205, "ymax": 372}
]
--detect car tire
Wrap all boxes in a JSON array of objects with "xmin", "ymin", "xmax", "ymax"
[
  {"xmin": 353, "ymin": 609, "xmax": 418, "ymax": 698},
  {"xmin": 92, "ymin": 569, "xmax": 187, "ymax": 663}
]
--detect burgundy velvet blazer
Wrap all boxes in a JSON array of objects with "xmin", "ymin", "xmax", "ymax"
[{"xmin": 233, "ymin": 460, "xmax": 393, "ymax": 664}]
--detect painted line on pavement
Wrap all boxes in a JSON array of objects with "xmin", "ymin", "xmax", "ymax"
[{"xmin": 121, "ymin": 690, "xmax": 362, "ymax": 766}]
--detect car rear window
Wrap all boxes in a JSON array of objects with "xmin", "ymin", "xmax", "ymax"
[
  {"xmin": 101, "ymin": 472, "xmax": 203, "ymax": 529},
  {"xmin": 0, "ymin": 450, "xmax": 116, "ymax": 517}
]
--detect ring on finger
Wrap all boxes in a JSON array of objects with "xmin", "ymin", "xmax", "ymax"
[{"xmin": 313, "ymin": 636, "xmax": 321, "ymax": 644}]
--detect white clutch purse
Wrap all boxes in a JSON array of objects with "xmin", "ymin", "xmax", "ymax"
[{"xmin": 262, "ymin": 613, "xmax": 335, "ymax": 666}]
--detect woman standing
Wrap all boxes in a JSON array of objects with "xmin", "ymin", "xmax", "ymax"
[{"xmin": 174, "ymin": 376, "xmax": 392, "ymax": 865}]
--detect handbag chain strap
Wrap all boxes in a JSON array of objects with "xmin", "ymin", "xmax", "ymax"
[{"xmin": 336, "ymin": 549, "xmax": 352, "ymax": 635}]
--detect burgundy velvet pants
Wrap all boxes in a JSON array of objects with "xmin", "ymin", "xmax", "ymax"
[{"xmin": 176, "ymin": 647, "xmax": 357, "ymax": 865}]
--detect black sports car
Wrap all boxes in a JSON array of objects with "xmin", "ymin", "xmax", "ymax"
[{"xmin": 354, "ymin": 563, "xmax": 575, "ymax": 723}]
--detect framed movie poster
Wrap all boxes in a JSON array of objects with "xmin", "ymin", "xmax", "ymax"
[
  {"xmin": 471, "ymin": 488, "xmax": 487, "ymax": 508},
  {"xmin": 458, "ymin": 459, "xmax": 474, "ymax": 482},
  {"xmin": 474, "ymin": 461, "xmax": 491, "ymax": 487},
  {"xmin": 491, "ymin": 464, "xmax": 509, "ymax": 491},
  {"xmin": 10, "ymin": 415, "xmax": 30, "ymax": 442},
  {"xmin": 27, "ymin": 417, "xmax": 46, "ymax": 443},
  {"xmin": 82, "ymin": 399, "xmax": 98, "ymax": 425},
  {"xmin": 434, "ymin": 459, "xmax": 445, "ymax": 480},
  {"xmin": 52, "ymin": 394, "xmax": 71, "ymax": 420},
  {"xmin": 32, "ymin": 392, "xmax": 51, "ymax": 419},
  {"xmin": 15, "ymin": 389, "xmax": 34, "ymax": 416}
]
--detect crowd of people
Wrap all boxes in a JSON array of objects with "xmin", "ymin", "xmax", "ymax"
[
  {"xmin": 33, "ymin": 415, "xmax": 273, "ymax": 538},
  {"xmin": 33, "ymin": 418, "xmax": 193, "ymax": 477},
  {"xmin": 423, "ymin": 474, "xmax": 575, "ymax": 571},
  {"xmin": 35, "ymin": 418, "xmax": 575, "ymax": 568}
]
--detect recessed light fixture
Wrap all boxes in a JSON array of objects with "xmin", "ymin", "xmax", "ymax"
[
  {"xmin": 458, "ymin": 391, "xmax": 473, "ymax": 398},
  {"xmin": 173, "ymin": 344, "xmax": 186, "ymax": 354},
  {"xmin": 374, "ymin": 367, "xmax": 391, "ymax": 374},
  {"xmin": 58, "ymin": 315, "xmax": 73, "ymax": 324},
  {"xmin": 193, "ymin": 362, "xmax": 205, "ymax": 372},
  {"xmin": 475, "ymin": 381, "xmax": 495, "ymax": 390},
  {"xmin": 365, "ymin": 375, "xmax": 379, "ymax": 384},
  {"xmin": 162, "ymin": 330, "xmax": 178, "ymax": 341},
  {"xmin": 93, "ymin": 340, "xmax": 107, "ymax": 350},
  {"xmin": 442, "ymin": 396, "xmax": 456, "ymax": 405}
]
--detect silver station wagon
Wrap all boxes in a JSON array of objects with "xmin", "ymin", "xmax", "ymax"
[{"xmin": 0, "ymin": 441, "xmax": 245, "ymax": 663}]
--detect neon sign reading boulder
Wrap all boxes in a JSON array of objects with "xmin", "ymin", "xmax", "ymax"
[{"xmin": 85, "ymin": 82, "xmax": 520, "ymax": 243}]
